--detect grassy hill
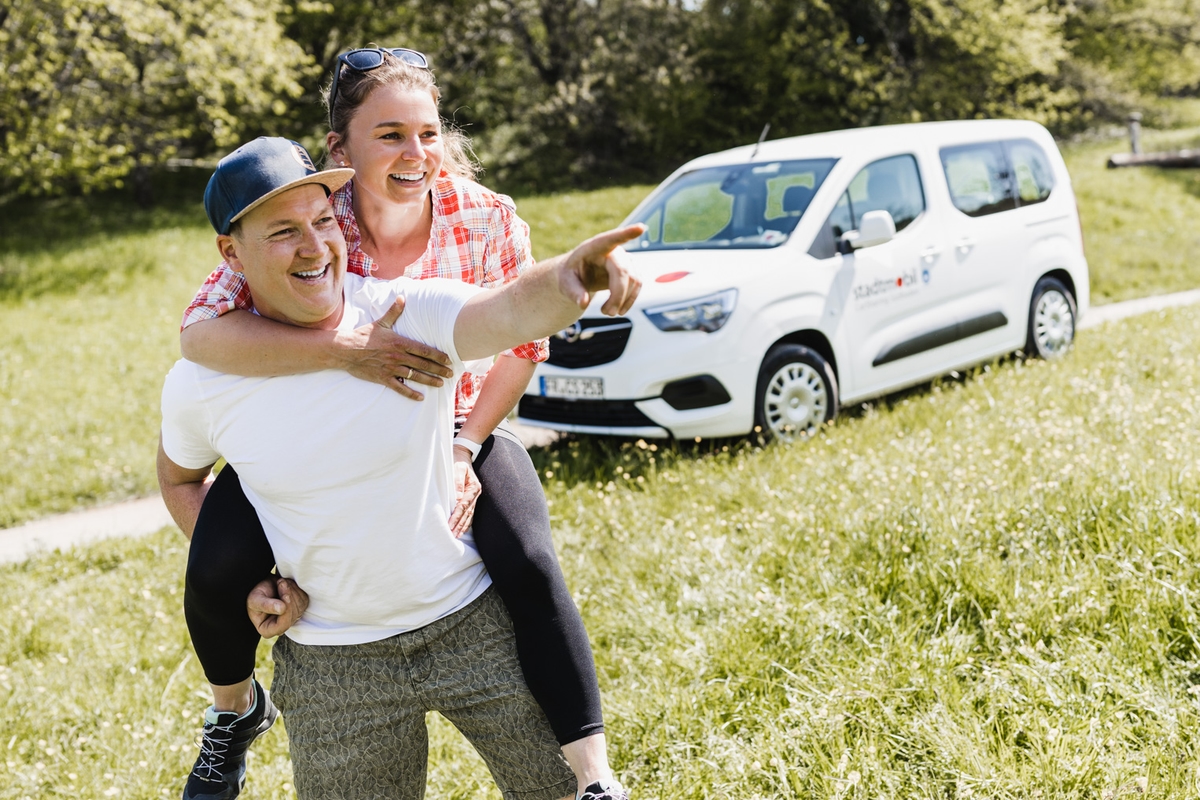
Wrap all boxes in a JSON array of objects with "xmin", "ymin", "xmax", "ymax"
[
  {"xmin": 4, "ymin": 301, "xmax": 1200, "ymax": 798},
  {"xmin": 0, "ymin": 124, "xmax": 1197, "ymax": 531},
  {"xmin": 2, "ymin": 120, "xmax": 1200, "ymax": 797}
]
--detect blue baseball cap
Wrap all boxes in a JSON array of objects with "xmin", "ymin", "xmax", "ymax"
[{"xmin": 204, "ymin": 137, "xmax": 355, "ymax": 235}]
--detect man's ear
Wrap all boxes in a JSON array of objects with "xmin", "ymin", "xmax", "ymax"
[{"xmin": 216, "ymin": 234, "xmax": 245, "ymax": 273}]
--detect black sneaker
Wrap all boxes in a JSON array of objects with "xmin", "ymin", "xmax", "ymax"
[
  {"xmin": 182, "ymin": 680, "xmax": 279, "ymax": 800},
  {"xmin": 578, "ymin": 780, "xmax": 630, "ymax": 800}
]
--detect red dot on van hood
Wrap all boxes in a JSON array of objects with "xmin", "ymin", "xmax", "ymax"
[{"xmin": 656, "ymin": 271, "xmax": 691, "ymax": 283}]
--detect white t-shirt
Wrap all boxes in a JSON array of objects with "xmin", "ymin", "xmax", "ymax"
[{"xmin": 161, "ymin": 273, "xmax": 489, "ymax": 646}]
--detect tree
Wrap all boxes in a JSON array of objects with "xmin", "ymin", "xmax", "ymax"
[
  {"xmin": 689, "ymin": 0, "xmax": 1079, "ymax": 149},
  {"xmin": 0, "ymin": 0, "xmax": 315, "ymax": 203},
  {"xmin": 1059, "ymin": 0, "xmax": 1200, "ymax": 124},
  {"xmin": 394, "ymin": 0, "xmax": 701, "ymax": 190}
]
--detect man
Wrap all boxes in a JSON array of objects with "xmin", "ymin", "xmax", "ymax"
[{"xmin": 157, "ymin": 137, "xmax": 642, "ymax": 800}]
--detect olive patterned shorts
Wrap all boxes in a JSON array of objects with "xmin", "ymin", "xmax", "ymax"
[{"xmin": 271, "ymin": 587, "xmax": 576, "ymax": 800}]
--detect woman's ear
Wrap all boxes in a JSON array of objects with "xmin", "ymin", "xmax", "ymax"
[{"xmin": 327, "ymin": 131, "xmax": 348, "ymax": 167}]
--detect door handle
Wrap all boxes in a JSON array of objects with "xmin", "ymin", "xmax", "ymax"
[
  {"xmin": 955, "ymin": 237, "xmax": 977, "ymax": 254},
  {"xmin": 919, "ymin": 246, "xmax": 942, "ymax": 262}
]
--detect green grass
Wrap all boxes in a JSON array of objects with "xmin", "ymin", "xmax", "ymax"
[
  {"xmin": 0, "ymin": 117, "xmax": 1197, "ymax": 531},
  {"xmin": 515, "ymin": 185, "xmax": 654, "ymax": 260},
  {"xmin": 3, "ymin": 113, "xmax": 1200, "ymax": 797},
  {"xmin": 0, "ymin": 221, "xmax": 216, "ymax": 527},
  {"xmin": 1063, "ymin": 126, "xmax": 1200, "ymax": 304},
  {"xmin": 4, "ymin": 304, "xmax": 1200, "ymax": 798}
]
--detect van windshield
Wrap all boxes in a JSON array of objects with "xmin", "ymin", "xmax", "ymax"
[{"xmin": 629, "ymin": 158, "xmax": 837, "ymax": 251}]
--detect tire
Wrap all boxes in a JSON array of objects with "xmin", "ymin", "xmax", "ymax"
[
  {"xmin": 1025, "ymin": 276, "xmax": 1077, "ymax": 359},
  {"xmin": 754, "ymin": 344, "xmax": 839, "ymax": 441}
]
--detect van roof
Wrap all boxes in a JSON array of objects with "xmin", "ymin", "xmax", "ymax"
[{"xmin": 685, "ymin": 119, "xmax": 1052, "ymax": 171}]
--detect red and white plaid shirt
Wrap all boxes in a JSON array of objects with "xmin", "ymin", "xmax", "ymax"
[{"xmin": 181, "ymin": 175, "xmax": 549, "ymax": 423}]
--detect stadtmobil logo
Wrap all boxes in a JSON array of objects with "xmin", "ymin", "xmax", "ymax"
[{"xmin": 854, "ymin": 269, "xmax": 919, "ymax": 301}]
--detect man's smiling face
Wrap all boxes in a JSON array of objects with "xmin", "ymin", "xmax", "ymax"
[{"xmin": 218, "ymin": 184, "xmax": 348, "ymax": 329}]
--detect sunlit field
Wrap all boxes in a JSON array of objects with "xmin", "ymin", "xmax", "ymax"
[
  {"xmin": 1064, "ymin": 123, "xmax": 1200, "ymax": 305},
  {"xmin": 4, "ymin": 303, "xmax": 1200, "ymax": 798},
  {"xmin": 3, "ymin": 120, "xmax": 1200, "ymax": 529}
]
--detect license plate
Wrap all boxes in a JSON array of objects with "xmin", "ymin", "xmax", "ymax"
[{"xmin": 541, "ymin": 376, "xmax": 604, "ymax": 399}]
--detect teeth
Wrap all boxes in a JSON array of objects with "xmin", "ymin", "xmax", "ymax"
[
  {"xmin": 294, "ymin": 266, "xmax": 326, "ymax": 278},
  {"xmin": 390, "ymin": 172, "xmax": 424, "ymax": 181}
]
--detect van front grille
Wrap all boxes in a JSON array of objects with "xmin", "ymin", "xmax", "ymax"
[{"xmin": 546, "ymin": 317, "xmax": 633, "ymax": 369}]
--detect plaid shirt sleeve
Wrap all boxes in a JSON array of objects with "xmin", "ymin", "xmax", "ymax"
[
  {"xmin": 180, "ymin": 262, "xmax": 253, "ymax": 331},
  {"xmin": 485, "ymin": 198, "xmax": 550, "ymax": 363}
]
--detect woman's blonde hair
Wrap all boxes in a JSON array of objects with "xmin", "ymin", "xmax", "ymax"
[{"xmin": 323, "ymin": 52, "xmax": 478, "ymax": 180}]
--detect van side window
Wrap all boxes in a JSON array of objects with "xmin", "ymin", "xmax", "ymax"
[
  {"xmin": 940, "ymin": 143, "xmax": 1016, "ymax": 217},
  {"xmin": 1006, "ymin": 139, "xmax": 1055, "ymax": 205},
  {"xmin": 808, "ymin": 154, "xmax": 925, "ymax": 259}
]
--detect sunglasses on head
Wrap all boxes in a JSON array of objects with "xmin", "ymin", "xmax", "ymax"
[{"xmin": 328, "ymin": 47, "xmax": 430, "ymax": 128}]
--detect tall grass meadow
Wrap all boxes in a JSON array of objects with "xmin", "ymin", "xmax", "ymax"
[
  {"xmin": 4, "ymin": 302, "xmax": 1200, "ymax": 798},
  {"xmin": 2, "ymin": 123, "xmax": 1200, "ymax": 798}
]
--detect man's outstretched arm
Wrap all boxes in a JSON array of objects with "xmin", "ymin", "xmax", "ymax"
[{"xmin": 453, "ymin": 224, "xmax": 645, "ymax": 362}]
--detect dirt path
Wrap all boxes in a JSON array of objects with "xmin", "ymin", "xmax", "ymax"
[{"xmin": 4, "ymin": 288, "xmax": 1198, "ymax": 565}]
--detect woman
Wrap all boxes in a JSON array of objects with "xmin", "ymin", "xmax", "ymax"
[{"xmin": 177, "ymin": 48, "xmax": 624, "ymax": 800}]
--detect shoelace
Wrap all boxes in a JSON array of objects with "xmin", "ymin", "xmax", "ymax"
[
  {"xmin": 577, "ymin": 781, "xmax": 626, "ymax": 800},
  {"xmin": 193, "ymin": 718, "xmax": 239, "ymax": 781}
]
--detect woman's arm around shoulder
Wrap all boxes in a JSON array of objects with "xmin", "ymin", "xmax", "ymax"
[{"xmin": 180, "ymin": 302, "xmax": 454, "ymax": 400}]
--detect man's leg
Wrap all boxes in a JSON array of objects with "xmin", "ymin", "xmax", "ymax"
[
  {"xmin": 271, "ymin": 635, "xmax": 429, "ymax": 799},
  {"xmin": 472, "ymin": 435, "xmax": 615, "ymax": 792},
  {"xmin": 415, "ymin": 588, "xmax": 577, "ymax": 800}
]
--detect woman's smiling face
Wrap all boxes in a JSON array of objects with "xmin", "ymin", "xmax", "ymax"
[{"xmin": 333, "ymin": 84, "xmax": 445, "ymax": 207}]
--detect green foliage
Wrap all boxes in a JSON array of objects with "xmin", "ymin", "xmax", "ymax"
[
  {"xmin": 1063, "ymin": 0, "xmax": 1200, "ymax": 113},
  {"xmin": 401, "ymin": 0, "xmax": 698, "ymax": 191},
  {"xmin": 400, "ymin": 0, "xmax": 1200, "ymax": 186},
  {"xmin": 687, "ymin": 0, "xmax": 1079, "ymax": 150},
  {"xmin": 5, "ymin": 0, "xmax": 1200, "ymax": 195},
  {"xmin": 0, "ymin": 0, "xmax": 315, "ymax": 201}
]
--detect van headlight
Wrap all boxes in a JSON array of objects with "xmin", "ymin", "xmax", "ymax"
[{"xmin": 643, "ymin": 289, "xmax": 737, "ymax": 333}]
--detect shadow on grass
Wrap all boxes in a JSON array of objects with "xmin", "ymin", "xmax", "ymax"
[
  {"xmin": 1153, "ymin": 165, "xmax": 1200, "ymax": 202},
  {"xmin": 526, "ymin": 430, "xmax": 767, "ymax": 490},
  {"xmin": 0, "ymin": 170, "xmax": 211, "ymax": 302}
]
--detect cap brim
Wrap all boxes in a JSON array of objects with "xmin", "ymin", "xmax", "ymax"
[{"xmin": 228, "ymin": 168, "xmax": 356, "ymax": 228}]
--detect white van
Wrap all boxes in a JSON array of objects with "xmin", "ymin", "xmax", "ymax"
[{"xmin": 518, "ymin": 119, "xmax": 1089, "ymax": 440}]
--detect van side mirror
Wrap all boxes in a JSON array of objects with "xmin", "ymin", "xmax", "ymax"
[{"xmin": 838, "ymin": 209, "xmax": 897, "ymax": 252}]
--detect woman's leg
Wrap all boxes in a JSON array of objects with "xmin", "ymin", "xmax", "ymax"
[
  {"xmin": 181, "ymin": 466, "xmax": 282, "ymax": 799},
  {"xmin": 184, "ymin": 465, "xmax": 277, "ymax": 690},
  {"xmin": 471, "ymin": 435, "xmax": 613, "ymax": 789}
]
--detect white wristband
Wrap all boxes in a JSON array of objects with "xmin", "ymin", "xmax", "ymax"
[{"xmin": 453, "ymin": 436, "xmax": 482, "ymax": 462}]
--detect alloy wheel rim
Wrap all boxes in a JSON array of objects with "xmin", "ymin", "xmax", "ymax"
[
  {"xmin": 1034, "ymin": 289, "xmax": 1074, "ymax": 356},
  {"xmin": 764, "ymin": 362, "xmax": 827, "ymax": 438}
]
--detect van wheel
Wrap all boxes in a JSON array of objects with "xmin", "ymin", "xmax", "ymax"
[
  {"xmin": 754, "ymin": 345, "xmax": 839, "ymax": 441},
  {"xmin": 1025, "ymin": 276, "xmax": 1077, "ymax": 359}
]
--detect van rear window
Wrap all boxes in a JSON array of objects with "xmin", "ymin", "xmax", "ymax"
[
  {"xmin": 1008, "ymin": 139, "xmax": 1055, "ymax": 205},
  {"xmin": 630, "ymin": 159, "xmax": 837, "ymax": 251},
  {"xmin": 940, "ymin": 138, "xmax": 1055, "ymax": 217}
]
